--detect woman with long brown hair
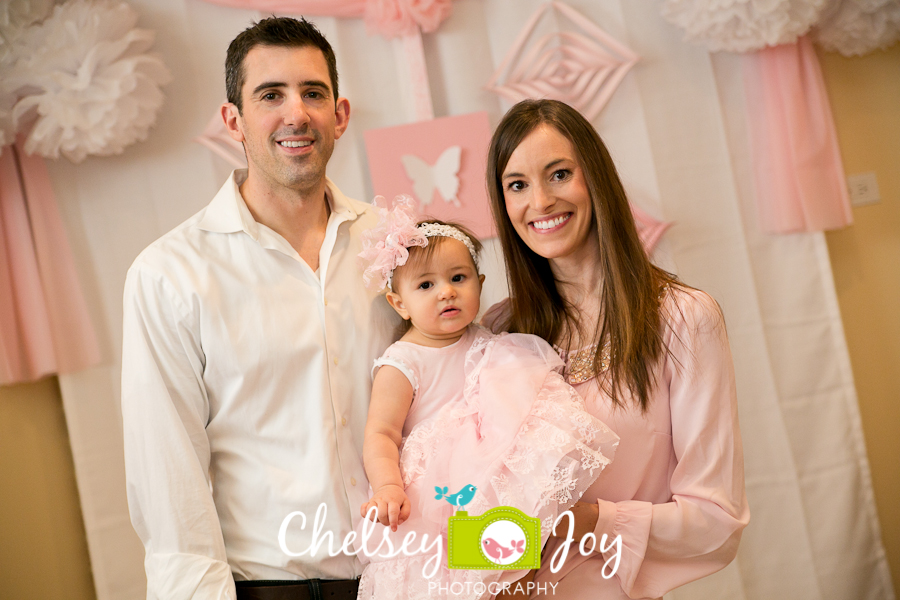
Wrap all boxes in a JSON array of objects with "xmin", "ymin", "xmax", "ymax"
[{"xmin": 484, "ymin": 99, "xmax": 749, "ymax": 599}]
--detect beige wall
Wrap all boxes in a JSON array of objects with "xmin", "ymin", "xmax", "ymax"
[
  {"xmin": 0, "ymin": 377, "xmax": 95, "ymax": 600},
  {"xmin": 819, "ymin": 43, "xmax": 900, "ymax": 591}
]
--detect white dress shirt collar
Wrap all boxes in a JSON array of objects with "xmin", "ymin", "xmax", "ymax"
[{"xmin": 196, "ymin": 169, "xmax": 362, "ymax": 238}]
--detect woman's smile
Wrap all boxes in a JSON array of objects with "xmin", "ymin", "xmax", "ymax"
[
  {"xmin": 502, "ymin": 124, "xmax": 599, "ymax": 266},
  {"xmin": 530, "ymin": 212, "xmax": 572, "ymax": 232}
]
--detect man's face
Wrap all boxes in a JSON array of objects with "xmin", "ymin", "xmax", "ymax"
[{"xmin": 224, "ymin": 45, "xmax": 349, "ymax": 195}]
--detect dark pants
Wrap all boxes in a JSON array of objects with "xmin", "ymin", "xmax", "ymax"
[{"xmin": 235, "ymin": 578, "xmax": 360, "ymax": 600}]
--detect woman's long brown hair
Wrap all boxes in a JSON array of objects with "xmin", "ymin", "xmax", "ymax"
[{"xmin": 486, "ymin": 99, "xmax": 678, "ymax": 412}]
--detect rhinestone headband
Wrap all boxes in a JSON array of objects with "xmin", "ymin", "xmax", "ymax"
[{"xmin": 415, "ymin": 222, "xmax": 480, "ymax": 267}]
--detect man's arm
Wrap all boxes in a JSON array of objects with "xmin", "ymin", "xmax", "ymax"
[{"xmin": 122, "ymin": 265, "xmax": 236, "ymax": 600}]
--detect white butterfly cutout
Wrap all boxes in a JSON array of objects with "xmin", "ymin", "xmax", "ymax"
[{"xmin": 400, "ymin": 146, "xmax": 462, "ymax": 208}]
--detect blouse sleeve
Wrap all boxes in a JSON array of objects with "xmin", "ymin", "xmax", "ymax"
[
  {"xmin": 590, "ymin": 289, "xmax": 750, "ymax": 598},
  {"xmin": 480, "ymin": 299, "xmax": 511, "ymax": 334}
]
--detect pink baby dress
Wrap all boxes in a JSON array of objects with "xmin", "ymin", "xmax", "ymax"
[{"xmin": 356, "ymin": 325, "xmax": 619, "ymax": 599}]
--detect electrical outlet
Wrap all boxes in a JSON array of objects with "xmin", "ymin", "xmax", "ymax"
[{"xmin": 847, "ymin": 172, "xmax": 881, "ymax": 207}]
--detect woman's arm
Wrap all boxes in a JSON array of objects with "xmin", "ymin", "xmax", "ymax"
[
  {"xmin": 361, "ymin": 365, "xmax": 415, "ymax": 532},
  {"xmin": 480, "ymin": 298, "xmax": 510, "ymax": 333},
  {"xmin": 553, "ymin": 290, "xmax": 750, "ymax": 598}
]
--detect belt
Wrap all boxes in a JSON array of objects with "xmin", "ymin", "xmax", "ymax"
[{"xmin": 235, "ymin": 578, "xmax": 360, "ymax": 600}]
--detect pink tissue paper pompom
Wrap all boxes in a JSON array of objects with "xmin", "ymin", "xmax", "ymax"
[{"xmin": 365, "ymin": 0, "xmax": 453, "ymax": 38}]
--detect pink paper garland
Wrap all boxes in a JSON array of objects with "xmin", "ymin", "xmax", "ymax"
[
  {"xmin": 195, "ymin": 112, "xmax": 246, "ymax": 169},
  {"xmin": 195, "ymin": 0, "xmax": 367, "ymax": 19},
  {"xmin": 196, "ymin": 0, "xmax": 452, "ymax": 39},
  {"xmin": 401, "ymin": 30, "xmax": 434, "ymax": 121},
  {"xmin": 631, "ymin": 203, "xmax": 671, "ymax": 256},
  {"xmin": 486, "ymin": 1, "xmax": 639, "ymax": 122}
]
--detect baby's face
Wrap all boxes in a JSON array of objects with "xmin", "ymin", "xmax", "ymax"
[{"xmin": 390, "ymin": 238, "xmax": 483, "ymax": 345}]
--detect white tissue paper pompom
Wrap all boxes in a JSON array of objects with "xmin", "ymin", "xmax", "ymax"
[
  {"xmin": 813, "ymin": 0, "xmax": 900, "ymax": 56},
  {"xmin": 6, "ymin": 0, "xmax": 171, "ymax": 162},
  {"xmin": 0, "ymin": 0, "xmax": 59, "ymax": 147},
  {"xmin": 0, "ymin": 0, "xmax": 58, "ymax": 34},
  {"xmin": 661, "ymin": 0, "xmax": 828, "ymax": 52}
]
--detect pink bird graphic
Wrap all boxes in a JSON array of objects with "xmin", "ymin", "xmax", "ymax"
[{"xmin": 482, "ymin": 538, "xmax": 525, "ymax": 562}]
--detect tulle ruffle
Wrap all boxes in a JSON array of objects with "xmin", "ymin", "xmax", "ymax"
[{"xmin": 358, "ymin": 329, "xmax": 619, "ymax": 600}]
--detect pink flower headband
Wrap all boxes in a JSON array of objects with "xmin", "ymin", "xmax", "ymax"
[{"xmin": 358, "ymin": 195, "xmax": 479, "ymax": 292}]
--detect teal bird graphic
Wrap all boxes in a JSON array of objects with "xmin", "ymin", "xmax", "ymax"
[{"xmin": 434, "ymin": 484, "xmax": 477, "ymax": 509}]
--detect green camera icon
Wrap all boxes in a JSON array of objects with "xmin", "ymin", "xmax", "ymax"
[{"xmin": 447, "ymin": 507, "xmax": 541, "ymax": 571}]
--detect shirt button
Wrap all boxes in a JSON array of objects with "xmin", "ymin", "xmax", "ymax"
[
  {"xmin": 341, "ymin": 417, "xmax": 347, "ymax": 426},
  {"xmin": 324, "ymin": 298, "xmax": 328, "ymax": 306},
  {"xmin": 350, "ymin": 477, "xmax": 357, "ymax": 486},
  {"xmin": 333, "ymin": 357, "xmax": 339, "ymax": 366}
]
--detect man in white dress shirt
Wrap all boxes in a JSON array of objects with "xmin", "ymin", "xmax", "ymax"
[{"xmin": 122, "ymin": 17, "xmax": 397, "ymax": 600}]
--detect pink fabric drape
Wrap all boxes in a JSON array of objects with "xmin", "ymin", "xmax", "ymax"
[
  {"xmin": 742, "ymin": 36, "xmax": 852, "ymax": 234},
  {"xmin": 0, "ymin": 139, "xmax": 101, "ymax": 384},
  {"xmin": 198, "ymin": 0, "xmax": 452, "ymax": 38}
]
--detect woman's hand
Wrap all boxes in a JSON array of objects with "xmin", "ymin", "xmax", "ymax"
[
  {"xmin": 361, "ymin": 484, "xmax": 411, "ymax": 532},
  {"xmin": 551, "ymin": 501, "xmax": 599, "ymax": 541}
]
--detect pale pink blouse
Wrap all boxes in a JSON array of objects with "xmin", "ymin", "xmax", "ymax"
[{"xmin": 484, "ymin": 287, "xmax": 749, "ymax": 599}]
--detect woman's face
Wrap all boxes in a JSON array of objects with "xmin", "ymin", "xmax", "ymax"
[{"xmin": 501, "ymin": 124, "xmax": 598, "ymax": 265}]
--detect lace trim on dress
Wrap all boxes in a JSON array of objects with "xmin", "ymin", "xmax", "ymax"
[{"xmin": 373, "ymin": 356, "xmax": 419, "ymax": 393}]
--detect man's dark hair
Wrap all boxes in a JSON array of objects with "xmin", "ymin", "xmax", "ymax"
[{"xmin": 225, "ymin": 16, "xmax": 339, "ymax": 113}]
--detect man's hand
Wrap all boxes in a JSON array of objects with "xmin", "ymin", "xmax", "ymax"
[
  {"xmin": 360, "ymin": 484, "xmax": 411, "ymax": 532},
  {"xmin": 551, "ymin": 501, "xmax": 599, "ymax": 541}
]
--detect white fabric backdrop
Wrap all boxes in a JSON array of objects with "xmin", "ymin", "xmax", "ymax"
[{"xmin": 47, "ymin": 0, "xmax": 893, "ymax": 598}]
